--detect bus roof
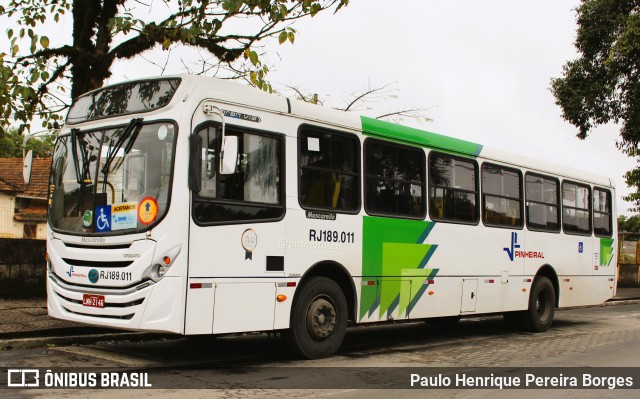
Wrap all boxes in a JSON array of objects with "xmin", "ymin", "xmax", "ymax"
[{"xmin": 118, "ymin": 74, "xmax": 616, "ymax": 188}]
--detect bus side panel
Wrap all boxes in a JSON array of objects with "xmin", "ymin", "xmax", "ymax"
[
  {"xmin": 283, "ymin": 208, "xmax": 362, "ymax": 307},
  {"xmin": 407, "ymin": 277, "xmax": 463, "ymax": 319},
  {"xmin": 591, "ymin": 233, "xmax": 616, "ymax": 303},
  {"xmin": 184, "ymin": 277, "xmax": 214, "ymax": 334},
  {"xmin": 424, "ymin": 223, "xmax": 527, "ymax": 316},
  {"xmin": 525, "ymin": 229, "xmax": 592, "ymax": 308},
  {"xmin": 212, "ymin": 282, "xmax": 276, "ymax": 334}
]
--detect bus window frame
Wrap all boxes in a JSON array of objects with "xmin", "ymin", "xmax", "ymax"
[
  {"xmin": 480, "ymin": 162, "xmax": 524, "ymax": 230},
  {"xmin": 66, "ymin": 77, "xmax": 182, "ymax": 125},
  {"xmin": 190, "ymin": 121, "xmax": 286, "ymax": 226},
  {"xmin": 593, "ymin": 186, "xmax": 613, "ymax": 238},
  {"xmin": 48, "ymin": 119, "xmax": 179, "ymax": 237},
  {"xmin": 561, "ymin": 180, "xmax": 592, "ymax": 236},
  {"xmin": 363, "ymin": 137, "xmax": 427, "ymax": 220},
  {"xmin": 427, "ymin": 151, "xmax": 480, "ymax": 226},
  {"xmin": 297, "ymin": 124, "xmax": 361, "ymax": 215},
  {"xmin": 524, "ymin": 172, "xmax": 561, "ymax": 234}
]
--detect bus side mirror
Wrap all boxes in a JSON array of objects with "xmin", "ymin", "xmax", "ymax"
[
  {"xmin": 220, "ymin": 136, "xmax": 238, "ymax": 175},
  {"xmin": 188, "ymin": 134, "xmax": 202, "ymax": 192}
]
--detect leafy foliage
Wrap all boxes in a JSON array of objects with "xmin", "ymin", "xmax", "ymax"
[
  {"xmin": 0, "ymin": 128, "xmax": 54, "ymax": 158},
  {"xmin": 551, "ymin": 0, "xmax": 640, "ymax": 210},
  {"xmin": 618, "ymin": 214, "xmax": 640, "ymax": 233},
  {"xmin": 0, "ymin": 0, "xmax": 348, "ymax": 134}
]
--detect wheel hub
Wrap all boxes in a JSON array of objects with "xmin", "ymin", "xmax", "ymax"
[{"xmin": 306, "ymin": 297, "xmax": 337, "ymax": 341}]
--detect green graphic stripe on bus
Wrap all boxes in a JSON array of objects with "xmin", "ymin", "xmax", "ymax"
[
  {"xmin": 361, "ymin": 217, "xmax": 438, "ymax": 320},
  {"xmin": 600, "ymin": 238, "xmax": 614, "ymax": 267},
  {"xmin": 361, "ymin": 116, "xmax": 483, "ymax": 157}
]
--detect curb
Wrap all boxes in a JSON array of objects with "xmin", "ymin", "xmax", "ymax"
[
  {"xmin": 0, "ymin": 331, "xmax": 177, "ymax": 351},
  {"xmin": 604, "ymin": 298, "xmax": 640, "ymax": 306}
]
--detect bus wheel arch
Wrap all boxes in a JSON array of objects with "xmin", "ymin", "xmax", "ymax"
[
  {"xmin": 535, "ymin": 264, "xmax": 559, "ymax": 308},
  {"xmin": 504, "ymin": 264, "xmax": 558, "ymax": 332},
  {"xmin": 286, "ymin": 261, "xmax": 355, "ymax": 359},
  {"xmin": 297, "ymin": 261, "xmax": 356, "ymax": 323},
  {"xmin": 523, "ymin": 274, "xmax": 556, "ymax": 332}
]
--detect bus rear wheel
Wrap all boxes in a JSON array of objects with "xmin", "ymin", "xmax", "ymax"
[
  {"xmin": 286, "ymin": 276, "xmax": 347, "ymax": 359},
  {"xmin": 524, "ymin": 276, "xmax": 555, "ymax": 332},
  {"xmin": 504, "ymin": 276, "xmax": 555, "ymax": 332}
]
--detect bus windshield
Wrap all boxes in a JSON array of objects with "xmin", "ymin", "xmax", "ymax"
[{"xmin": 48, "ymin": 121, "xmax": 177, "ymax": 235}]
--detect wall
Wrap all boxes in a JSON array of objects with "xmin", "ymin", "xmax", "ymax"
[
  {"xmin": 0, "ymin": 238, "xmax": 47, "ymax": 298},
  {"xmin": 0, "ymin": 193, "xmax": 47, "ymax": 239},
  {"xmin": 619, "ymin": 265, "xmax": 640, "ymax": 287},
  {"xmin": 0, "ymin": 193, "xmax": 19, "ymax": 238},
  {"xmin": 618, "ymin": 238, "xmax": 640, "ymax": 287}
]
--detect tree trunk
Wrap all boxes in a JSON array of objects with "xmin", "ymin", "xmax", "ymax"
[{"xmin": 70, "ymin": 0, "xmax": 118, "ymax": 99}]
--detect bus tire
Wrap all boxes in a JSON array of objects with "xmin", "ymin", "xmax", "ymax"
[
  {"xmin": 286, "ymin": 276, "xmax": 347, "ymax": 359},
  {"xmin": 522, "ymin": 276, "xmax": 555, "ymax": 332}
]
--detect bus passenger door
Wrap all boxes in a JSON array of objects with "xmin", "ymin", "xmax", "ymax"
[{"xmin": 184, "ymin": 104, "xmax": 286, "ymax": 335}]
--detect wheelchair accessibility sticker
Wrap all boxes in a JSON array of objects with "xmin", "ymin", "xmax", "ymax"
[{"xmin": 95, "ymin": 206, "xmax": 111, "ymax": 232}]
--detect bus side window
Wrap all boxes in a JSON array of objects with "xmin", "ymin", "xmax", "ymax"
[
  {"xmin": 481, "ymin": 163, "xmax": 523, "ymax": 229},
  {"xmin": 593, "ymin": 187, "xmax": 612, "ymax": 237},
  {"xmin": 428, "ymin": 152, "xmax": 479, "ymax": 223},
  {"xmin": 562, "ymin": 181, "xmax": 591, "ymax": 235},
  {"xmin": 525, "ymin": 173, "xmax": 560, "ymax": 232},
  {"xmin": 364, "ymin": 138, "xmax": 425, "ymax": 219},
  {"xmin": 299, "ymin": 127, "xmax": 360, "ymax": 213}
]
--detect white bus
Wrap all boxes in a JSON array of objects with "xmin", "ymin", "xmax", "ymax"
[{"xmin": 43, "ymin": 75, "xmax": 616, "ymax": 359}]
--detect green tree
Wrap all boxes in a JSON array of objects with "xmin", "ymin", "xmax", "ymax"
[
  {"xmin": 618, "ymin": 214, "xmax": 640, "ymax": 233},
  {"xmin": 0, "ymin": 128, "xmax": 54, "ymax": 158},
  {"xmin": 0, "ymin": 0, "xmax": 348, "ymax": 134},
  {"xmin": 551, "ymin": 0, "xmax": 640, "ymax": 210}
]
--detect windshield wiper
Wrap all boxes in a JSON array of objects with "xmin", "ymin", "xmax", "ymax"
[
  {"xmin": 69, "ymin": 128, "xmax": 88, "ymax": 184},
  {"xmin": 101, "ymin": 118, "xmax": 143, "ymax": 175}
]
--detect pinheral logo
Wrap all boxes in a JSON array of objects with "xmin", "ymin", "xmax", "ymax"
[
  {"xmin": 503, "ymin": 232, "xmax": 521, "ymax": 261},
  {"xmin": 66, "ymin": 266, "xmax": 87, "ymax": 279},
  {"xmin": 503, "ymin": 232, "xmax": 544, "ymax": 261}
]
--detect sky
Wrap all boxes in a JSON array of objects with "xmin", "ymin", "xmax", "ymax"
[
  {"xmin": 275, "ymin": 0, "xmax": 636, "ymax": 217},
  {"xmin": 4, "ymin": 0, "xmax": 637, "ymax": 214}
]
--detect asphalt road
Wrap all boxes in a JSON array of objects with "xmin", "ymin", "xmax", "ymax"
[{"xmin": 2, "ymin": 302, "xmax": 640, "ymax": 398}]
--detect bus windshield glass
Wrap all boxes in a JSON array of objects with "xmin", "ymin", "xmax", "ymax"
[
  {"xmin": 66, "ymin": 78, "xmax": 180, "ymax": 124},
  {"xmin": 48, "ymin": 122, "xmax": 177, "ymax": 235}
]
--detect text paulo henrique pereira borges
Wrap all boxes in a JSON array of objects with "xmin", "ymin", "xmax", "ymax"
[{"xmin": 410, "ymin": 373, "xmax": 634, "ymax": 389}]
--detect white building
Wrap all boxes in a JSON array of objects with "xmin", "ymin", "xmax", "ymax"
[{"xmin": 0, "ymin": 158, "xmax": 51, "ymax": 239}]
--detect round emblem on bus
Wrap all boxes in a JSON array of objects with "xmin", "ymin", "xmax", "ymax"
[
  {"xmin": 138, "ymin": 196, "xmax": 158, "ymax": 225},
  {"xmin": 241, "ymin": 229, "xmax": 257, "ymax": 260},
  {"xmin": 82, "ymin": 210, "xmax": 93, "ymax": 227},
  {"xmin": 88, "ymin": 269, "xmax": 99, "ymax": 284}
]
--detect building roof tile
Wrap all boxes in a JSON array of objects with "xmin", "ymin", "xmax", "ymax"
[{"xmin": 0, "ymin": 158, "xmax": 51, "ymax": 199}]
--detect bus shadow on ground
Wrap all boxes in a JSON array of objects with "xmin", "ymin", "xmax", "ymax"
[{"xmin": 89, "ymin": 315, "xmax": 590, "ymax": 366}]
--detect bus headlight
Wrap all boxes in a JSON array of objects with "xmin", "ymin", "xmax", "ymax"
[
  {"xmin": 153, "ymin": 263, "xmax": 168, "ymax": 279},
  {"xmin": 143, "ymin": 263, "xmax": 169, "ymax": 282},
  {"xmin": 144, "ymin": 245, "xmax": 182, "ymax": 282}
]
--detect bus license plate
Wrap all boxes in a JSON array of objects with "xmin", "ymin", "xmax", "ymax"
[{"xmin": 82, "ymin": 294, "xmax": 105, "ymax": 308}]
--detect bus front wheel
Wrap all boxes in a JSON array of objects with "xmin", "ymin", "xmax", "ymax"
[{"xmin": 286, "ymin": 276, "xmax": 347, "ymax": 359}]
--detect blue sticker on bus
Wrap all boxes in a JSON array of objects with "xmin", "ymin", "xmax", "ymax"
[
  {"xmin": 88, "ymin": 269, "xmax": 99, "ymax": 284},
  {"xmin": 95, "ymin": 205, "xmax": 111, "ymax": 232}
]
